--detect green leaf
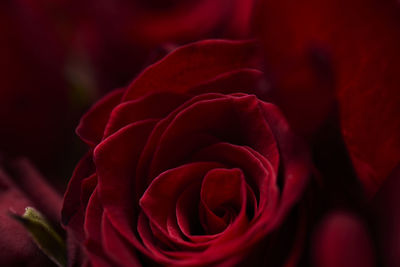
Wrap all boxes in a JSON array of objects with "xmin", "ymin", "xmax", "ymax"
[{"xmin": 10, "ymin": 207, "xmax": 67, "ymax": 267}]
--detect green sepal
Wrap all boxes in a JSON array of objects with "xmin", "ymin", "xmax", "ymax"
[{"xmin": 10, "ymin": 207, "xmax": 67, "ymax": 267}]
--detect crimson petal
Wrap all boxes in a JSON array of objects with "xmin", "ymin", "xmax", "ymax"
[
  {"xmin": 123, "ymin": 40, "xmax": 259, "ymax": 100},
  {"xmin": 76, "ymin": 88, "xmax": 124, "ymax": 147}
]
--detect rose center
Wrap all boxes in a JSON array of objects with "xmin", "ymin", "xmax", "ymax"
[{"xmin": 199, "ymin": 168, "xmax": 246, "ymax": 235}]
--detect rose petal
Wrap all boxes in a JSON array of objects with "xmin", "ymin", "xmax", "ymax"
[
  {"xmin": 176, "ymin": 181, "xmax": 218, "ymax": 243},
  {"xmin": 76, "ymin": 88, "xmax": 124, "ymax": 147},
  {"xmin": 93, "ymin": 119, "xmax": 158, "ymax": 257},
  {"xmin": 84, "ymin": 190, "xmax": 115, "ymax": 267},
  {"xmin": 139, "ymin": 162, "xmax": 223, "ymax": 243},
  {"xmin": 191, "ymin": 142, "xmax": 277, "ymax": 216},
  {"xmin": 188, "ymin": 68, "xmax": 265, "ymax": 98},
  {"xmin": 102, "ymin": 213, "xmax": 141, "ymax": 267},
  {"xmin": 104, "ymin": 92, "xmax": 189, "ymax": 138},
  {"xmin": 80, "ymin": 174, "xmax": 97, "ymax": 207},
  {"xmin": 149, "ymin": 95, "xmax": 279, "ymax": 180},
  {"xmin": 62, "ymin": 152, "xmax": 95, "ymax": 226},
  {"xmin": 136, "ymin": 93, "xmax": 227, "ymax": 191},
  {"xmin": 199, "ymin": 168, "xmax": 247, "ymax": 234},
  {"xmin": 123, "ymin": 40, "xmax": 259, "ymax": 101}
]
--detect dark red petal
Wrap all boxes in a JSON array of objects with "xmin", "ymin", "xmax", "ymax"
[
  {"xmin": 255, "ymin": 0, "xmax": 400, "ymax": 194},
  {"xmin": 104, "ymin": 92, "xmax": 189, "ymax": 138},
  {"xmin": 95, "ymin": 119, "xmax": 157, "ymax": 208},
  {"xmin": 93, "ymin": 120, "xmax": 157, "ymax": 256},
  {"xmin": 137, "ymin": 212, "xmax": 173, "ymax": 263},
  {"xmin": 123, "ymin": 40, "xmax": 259, "ymax": 101},
  {"xmin": 139, "ymin": 162, "xmax": 223, "ymax": 241},
  {"xmin": 148, "ymin": 95, "xmax": 279, "ymax": 179},
  {"xmin": 199, "ymin": 168, "xmax": 247, "ymax": 235},
  {"xmin": 76, "ymin": 88, "xmax": 124, "ymax": 147},
  {"xmin": 176, "ymin": 181, "xmax": 219, "ymax": 243},
  {"xmin": 84, "ymin": 190, "xmax": 115, "ymax": 267},
  {"xmin": 102, "ymin": 213, "xmax": 141, "ymax": 267},
  {"xmin": 312, "ymin": 212, "xmax": 375, "ymax": 267},
  {"xmin": 62, "ymin": 152, "xmax": 95, "ymax": 226},
  {"xmin": 136, "ymin": 94, "xmax": 227, "ymax": 189},
  {"xmin": 80, "ymin": 174, "xmax": 97, "ymax": 207},
  {"xmin": 191, "ymin": 142, "xmax": 278, "ymax": 216},
  {"xmin": 188, "ymin": 68, "xmax": 265, "ymax": 98}
]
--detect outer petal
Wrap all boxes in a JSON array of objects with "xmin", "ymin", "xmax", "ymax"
[
  {"xmin": 62, "ymin": 152, "xmax": 95, "ymax": 226},
  {"xmin": 102, "ymin": 213, "xmax": 141, "ymax": 267},
  {"xmin": 123, "ymin": 39, "xmax": 259, "ymax": 101},
  {"xmin": 76, "ymin": 88, "xmax": 125, "ymax": 147},
  {"xmin": 84, "ymin": 190, "xmax": 115, "ymax": 267},
  {"xmin": 93, "ymin": 120, "xmax": 158, "ymax": 259},
  {"xmin": 104, "ymin": 92, "xmax": 189, "ymax": 138},
  {"xmin": 254, "ymin": 0, "xmax": 400, "ymax": 194},
  {"xmin": 188, "ymin": 68, "xmax": 266, "ymax": 98}
]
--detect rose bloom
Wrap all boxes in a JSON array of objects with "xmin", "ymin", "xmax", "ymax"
[{"xmin": 62, "ymin": 40, "xmax": 312, "ymax": 266}]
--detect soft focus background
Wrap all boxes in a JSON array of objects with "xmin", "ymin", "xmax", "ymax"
[{"xmin": 1, "ymin": 0, "xmax": 400, "ymax": 266}]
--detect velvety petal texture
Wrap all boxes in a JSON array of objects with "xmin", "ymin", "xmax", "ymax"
[{"xmin": 62, "ymin": 40, "xmax": 311, "ymax": 266}]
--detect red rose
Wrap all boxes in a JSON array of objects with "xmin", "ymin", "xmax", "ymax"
[
  {"xmin": 62, "ymin": 40, "xmax": 311, "ymax": 266},
  {"xmin": 0, "ymin": 158, "xmax": 62, "ymax": 266}
]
